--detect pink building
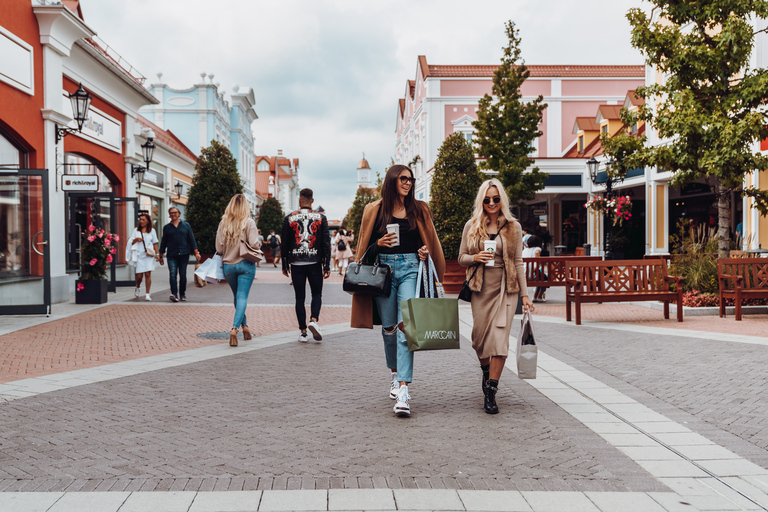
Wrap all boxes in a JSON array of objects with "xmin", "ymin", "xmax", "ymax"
[{"xmin": 395, "ymin": 56, "xmax": 643, "ymax": 251}]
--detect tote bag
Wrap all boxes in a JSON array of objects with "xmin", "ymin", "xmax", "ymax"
[
  {"xmin": 516, "ymin": 310, "xmax": 538, "ymax": 379},
  {"xmin": 194, "ymin": 254, "xmax": 225, "ymax": 283},
  {"xmin": 401, "ymin": 256, "xmax": 460, "ymax": 352}
]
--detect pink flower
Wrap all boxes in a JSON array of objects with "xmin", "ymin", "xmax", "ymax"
[
  {"xmin": 106, "ymin": 255, "xmax": 113, "ymax": 263},
  {"xmin": 111, "ymin": 248, "xmax": 117, "ymax": 254},
  {"xmin": 98, "ymin": 232, "xmax": 103, "ymax": 238},
  {"xmin": 104, "ymin": 239, "xmax": 110, "ymax": 247},
  {"xmin": 77, "ymin": 283, "xmax": 84, "ymax": 291},
  {"xmin": 114, "ymin": 235, "xmax": 120, "ymax": 241},
  {"xmin": 88, "ymin": 225, "xmax": 95, "ymax": 232},
  {"xmin": 87, "ymin": 235, "xmax": 96, "ymax": 242},
  {"xmin": 89, "ymin": 258, "xmax": 98, "ymax": 266}
]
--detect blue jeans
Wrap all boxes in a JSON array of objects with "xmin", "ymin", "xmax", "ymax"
[
  {"xmin": 375, "ymin": 253, "xmax": 420, "ymax": 383},
  {"xmin": 222, "ymin": 260, "xmax": 256, "ymax": 329},
  {"xmin": 166, "ymin": 254, "xmax": 190, "ymax": 297}
]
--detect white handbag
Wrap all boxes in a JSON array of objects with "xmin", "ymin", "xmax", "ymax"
[
  {"xmin": 194, "ymin": 254, "xmax": 225, "ymax": 283},
  {"xmin": 516, "ymin": 309, "xmax": 538, "ymax": 379}
]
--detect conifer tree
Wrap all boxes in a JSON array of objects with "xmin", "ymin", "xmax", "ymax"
[
  {"xmin": 257, "ymin": 197, "xmax": 284, "ymax": 238},
  {"xmin": 430, "ymin": 133, "xmax": 483, "ymax": 259},
  {"xmin": 473, "ymin": 21, "xmax": 548, "ymax": 207},
  {"xmin": 186, "ymin": 140, "xmax": 243, "ymax": 254},
  {"xmin": 346, "ymin": 186, "xmax": 380, "ymax": 249}
]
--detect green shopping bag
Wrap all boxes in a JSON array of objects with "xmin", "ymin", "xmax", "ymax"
[{"xmin": 401, "ymin": 256, "xmax": 460, "ymax": 352}]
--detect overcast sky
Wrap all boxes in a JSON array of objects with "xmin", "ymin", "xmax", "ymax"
[{"xmin": 82, "ymin": 0, "xmax": 647, "ymax": 221}]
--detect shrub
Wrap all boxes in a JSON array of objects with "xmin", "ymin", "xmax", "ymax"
[
  {"xmin": 257, "ymin": 197, "xmax": 285, "ymax": 238},
  {"xmin": 669, "ymin": 220, "xmax": 718, "ymax": 294}
]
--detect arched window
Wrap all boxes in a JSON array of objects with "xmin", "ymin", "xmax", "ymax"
[
  {"xmin": 64, "ymin": 153, "xmax": 113, "ymax": 193},
  {"xmin": 0, "ymin": 131, "xmax": 23, "ymax": 168}
]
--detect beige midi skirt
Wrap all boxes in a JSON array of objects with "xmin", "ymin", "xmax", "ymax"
[{"xmin": 470, "ymin": 262, "xmax": 519, "ymax": 359}]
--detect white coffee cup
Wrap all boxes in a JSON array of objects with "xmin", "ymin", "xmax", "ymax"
[
  {"xmin": 386, "ymin": 223, "xmax": 400, "ymax": 247},
  {"xmin": 483, "ymin": 239, "xmax": 497, "ymax": 266}
]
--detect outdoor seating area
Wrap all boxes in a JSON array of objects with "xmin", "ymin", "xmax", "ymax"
[
  {"xmin": 717, "ymin": 257, "xmax": 768, "ymax": 321},
  {"xmin": 523, "ymin": 256, "xmax": 602, "ymax": 289}
]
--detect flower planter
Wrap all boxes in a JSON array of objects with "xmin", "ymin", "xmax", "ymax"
[
  {"xmin": 443, "ymin": 259, "xmax": 465, "ymax": 294},
  {"xmin": 76, "ymin": 279, "xmax": 108, "ymax": 304}
]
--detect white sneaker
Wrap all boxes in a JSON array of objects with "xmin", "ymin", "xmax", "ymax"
[
  {"xmin": 145, "ymin": 294, "xmax": 151, "ymax": 301},
  {"xmin": 394, "ymin": 384, "xmax": 411, "ymax": 417},
  {"xmin": 135, "ymin": 287, "xmax": 141, "ymax": 298},
  {"xmin": 389, "ymin": 373, "xmax": 399, "ymax": 399},
  {"xmin": 307, "ymin": 320, "xmax": 322, "ymax": 341},
  {"xmin": 298, "ymin": 332, "xmax": 309, "ymax": 343}
]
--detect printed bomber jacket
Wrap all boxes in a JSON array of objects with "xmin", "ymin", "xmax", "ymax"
[{"xmin": 280, "ymin": 207, "xmax": 331, "ymax": 272}]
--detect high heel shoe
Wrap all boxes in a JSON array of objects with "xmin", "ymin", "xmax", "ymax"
[
  {"xmin": 242, "ymin": 325, "xmax": 252, "ymax": 340},
  {"xmin": 229, "ymin": 328, "xmax": 238, "ymax": 347}
]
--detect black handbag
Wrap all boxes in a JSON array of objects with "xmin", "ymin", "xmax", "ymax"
[
  {"xmin": 458, "ymin": 264, "xmax": 481, "ymax": 302},
  {"xmin": 342, "ymin": 244, "xmax": 392, "ymax": 297}
]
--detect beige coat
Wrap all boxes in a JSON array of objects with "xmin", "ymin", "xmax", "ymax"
[
  {"xmin": 457, "ymin": 217, "xmax": 528, "ymax": 297},
  {"xmin": 350, "ymin": 199, "xmax": 445, "ymax": 329},
  {"xmin": 215, "ymin": 218, "xmax": 260, "ymax": 264}
]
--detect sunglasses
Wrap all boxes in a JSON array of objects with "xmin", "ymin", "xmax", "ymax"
[
  {"xmin": 399, "ymin": 176, "xmax": 416, "ymax": 185},
  {"xmin": 483, "ymin": 196, "xmax": 501, "ymax": 205}
]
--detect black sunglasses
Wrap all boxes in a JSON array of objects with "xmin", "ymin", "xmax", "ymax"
[
  {"xmin": 399, "ymin": 176, "xmax": 416, "ymax": 185},
  {"xmin": 483, "ymin": 196, "xmax": 501, "ymax": 205}
]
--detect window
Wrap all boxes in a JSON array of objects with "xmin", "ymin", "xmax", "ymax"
[
  {"xmin": 602, "ymin": 125, "xmax": 608, "ymax": 134},
  {"xmin": 631, "ymin": 122, "xmax": 638, "ymax": 135},
  {"xmin": 578, "ymin": 135, "xmax": 584, "ymax": 153},
  {"xmin": 464, "ymin": 132, "xmax": 472, "ymax": 142},
  {"xmin": 0, "ymin": 131, "xmax": 22, "ymax": 167}
]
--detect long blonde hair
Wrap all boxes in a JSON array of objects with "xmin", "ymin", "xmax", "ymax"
[
  {"xmin": 219, "ymin": 194, "xmax": 251, "ymax": 244},
  {"xmin": 466, "ymin": 178, "xmax": 516, "ymax": 251}
]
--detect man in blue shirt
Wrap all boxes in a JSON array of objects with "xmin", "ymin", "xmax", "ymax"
[{"xmin": 158, "ymin": 207, "xmax": 200, "ymax": 301}]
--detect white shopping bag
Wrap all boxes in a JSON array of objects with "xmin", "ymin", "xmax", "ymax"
[
  {"xmin": 516, "ymin": 309, "xmax": 538, "ymax": 379},
  {"xmin": 194, "ymin": 254, "xmax": 225, "ymax": 283}
]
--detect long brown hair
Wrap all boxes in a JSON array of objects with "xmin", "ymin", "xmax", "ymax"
[
  {"xmin": 136, "ymin": 213, "xmax": 152, "ymax": 233},
  {"xmin": 376, "ymin": 164, "xmax": 418, "ymax": 234}
]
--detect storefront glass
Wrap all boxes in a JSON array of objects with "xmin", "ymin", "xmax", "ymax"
[
  {"xmin": 0, "ymin": 175, "xmax": 44, "ymax": 281},
  {"xmin": 64, "ymin": 154, "xmax": 113, "ymax": 192},
  {"xmin": 138, "ymin": 193, "xmax": 163, "ymax": 233}
]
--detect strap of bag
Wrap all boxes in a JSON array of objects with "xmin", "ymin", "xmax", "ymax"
[
  {"xmin": 467, "ymin": 264, "xmax": 480, "ymax": 282},
  {"xmin": 140, "ymin": 231, "xmax": 148, "ymax": 251},
  {"xmin": 427, "ymin": 255, "xmax": 444, "ymax": 298}
]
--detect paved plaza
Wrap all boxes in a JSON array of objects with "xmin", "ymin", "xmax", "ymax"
[{"xmin": 0, "ymin": 267, "xmax": 767, "ymax": 511}]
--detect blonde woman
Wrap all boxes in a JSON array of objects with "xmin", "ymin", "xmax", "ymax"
[
  {"xmin": 215, "ymin": 194, "xmax": 260, "ymax": 347},
  {"xmin": 458, "ymin": 179, "xmax": 534, "ymax": 414}
]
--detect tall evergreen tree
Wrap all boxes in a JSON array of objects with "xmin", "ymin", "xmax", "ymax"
[
  {"xmin": 607, "ymin": 1, "xmax": 768, "ymax": 257},
  {"xmin": 430, "ymin": 133, "xmax": 483, "ymax": 259},
  {"xmin": 257, "ymin": 197, "xmax": 284, "ymax": 238},
  {"xmin": 186, "ymin": 140, "xmax": 243, "ymax": 254},
  {"xmin": 346, "ymin": 186, "xmax": 380, "ymax": 249},
  {"xmin": 473, "ymin": 21, "xmax": 548, "ymax": 207}
]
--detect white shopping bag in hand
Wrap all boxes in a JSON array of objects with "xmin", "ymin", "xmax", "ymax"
[
  {"xmin": 516, "ymin": 310, "xmax": 538, "ymax": 379},
  {"xmin": 194, "ymin": 254, "xmax": 225, "ymax": 283}
]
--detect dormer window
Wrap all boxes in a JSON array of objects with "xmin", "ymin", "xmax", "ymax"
[
  {"xmin": 578, "ymin": 135, "xmax": 584, "ymax": 153},
  {"xmin": 631, "ymin": 122, "xmax": 638, "ymax": 135},
  {"xmin": 602, "ymin": 125, "xmax": 608, "ymax": 134}
]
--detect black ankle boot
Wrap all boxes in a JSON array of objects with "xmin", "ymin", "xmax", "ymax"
[
  {"xmin": 484, "ymin": 379, "xmax": 499, "ymax": 414},
  {"xmin": 481, "ymin": 364, "xmax": 490, "ymax": 395}
]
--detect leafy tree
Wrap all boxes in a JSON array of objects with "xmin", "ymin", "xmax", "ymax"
[
  {"xmin": 186, "ymin": 140, "xmax": 243, "ymax": 254},
  {"xmin": 346, "ymin": 186, "xmax": 380, "ymax": 249},
  {"xmin": 473, "ymin": 20, "xmax": 548, "ymax": 207},
  {"xmin": 430, "ymin": 133, "xmax": 483, "ymax": 259},
  {"xmin": 606, "ymin": 2, "xmax": 768, "ymax": 257},
  {"xmin": 257, "ymin": 197, "xmax": 284, "ymax": 238}
]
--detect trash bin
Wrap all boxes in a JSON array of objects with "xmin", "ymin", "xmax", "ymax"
[
  {"xmin": 554, "ymin": 245, "xmax": 567, "ymax": 256},
  {"xmin": 583, "ymin": 244, "xmax": 591, "ymax": 256}
]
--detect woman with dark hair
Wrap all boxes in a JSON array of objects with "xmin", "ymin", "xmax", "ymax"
[
  {"xmin": 351, "ymin": 164, "xmax": 444, "ymax": 417},
  {"xmin": 129, "ymin": 213, "xmax": 159, "ymax": 301}
]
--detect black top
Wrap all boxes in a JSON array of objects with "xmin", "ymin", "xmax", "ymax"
[
  {"xmin": 489, "ymin": 234, "xmax": 498, "ymax": 240},
  {"xmin": 159, "ymin": 221, "xmax": 198, "ymax": 257},
  {"xmin": 373, "ymin": 216, "xmax": 422, "ymax": 255}
]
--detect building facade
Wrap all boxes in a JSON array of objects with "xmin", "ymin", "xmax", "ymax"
[{"xmin": 255, "ymin": 151, "xmax": 300, "ymax": 214}]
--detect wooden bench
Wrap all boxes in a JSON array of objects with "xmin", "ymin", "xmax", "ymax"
[
  {"xmin": 524, "ymin": 256, "xmax": 602, "ymax": 289},
  {"xmin": 565, "ymin": 259, "xmax": 683, "ymax": 325},
  {"xmin": 717, "ymin": 258, "xmax": 768, "ymax": 321}
]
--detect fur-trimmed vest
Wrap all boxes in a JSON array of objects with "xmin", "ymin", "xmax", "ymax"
[{"xmin": 457, "ymin": 218, "xmax": 525, "ymax": 295}]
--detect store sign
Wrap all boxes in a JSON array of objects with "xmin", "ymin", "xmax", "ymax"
[
  {"xmin": 62, "ymin": 92, "xmax": 122, "ymax": 152},
  {"xmin": 142, "ymin": 169, "xmax": 165, "ymax": 188},
  {"xmin": 533, "ymin": 208, "xmax": 547, "ymax": 216},
  {"xmin": 62, "ymin": 174, "xmax": 99, "ymax": 191}
]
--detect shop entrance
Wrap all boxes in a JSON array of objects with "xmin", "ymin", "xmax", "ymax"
[
  {"xmin": 67, "ymin": 193, "xmax": 138, "ymax": 291},
  {"xmin": 0, "ymin": 169, "xmax": 51, "ymax": 315}
]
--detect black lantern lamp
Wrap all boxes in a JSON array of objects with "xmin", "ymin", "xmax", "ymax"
[
  {"xmin": 174, "ymin": 180, "xmax": 184, "ymax": 199},
  {"xmin": 586, "ymin": 156, "xmax": 599, "ymax": 184},
  {"xmin": 131, "ymin": 132, "xmax": 155, "ymax": 188},
  {"xmin": 55, "ymin": 83, "xmax": 92, "ymax": 144},
  {"xmin": 586, "ymin": 156, "xmax": 622, "ymax": 260}
]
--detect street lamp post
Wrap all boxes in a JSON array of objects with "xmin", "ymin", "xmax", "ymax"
[
  {"xmin": 55, "ymin": 83, "xmax": 92, "ymax": 144},
  {"xmin": 131, "ymin": 133, "xmax": 155, "ymax": 189},
  {"xmin": 173, "ymin": 181, "xmax": 184, "ymax": 199},
  {"xmin": 587, "ymin": 157, "xmax": 621, "ymax": 260}
]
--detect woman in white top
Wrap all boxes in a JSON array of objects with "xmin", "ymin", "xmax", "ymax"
[
  {"xmin": 130, "ymin": 213, "xmax": 160, "ymax": 301},
  {"xmin": 522, "ymin": 235, "xmax": 546, "ymax": 302}
]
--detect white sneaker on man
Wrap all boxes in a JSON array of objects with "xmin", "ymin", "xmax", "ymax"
[
  {"xmin": 389, "ymin": 373, "xmax": 399, "ymax": 399},
  {"xmin": 298, "ymin": 332, "xmax": 309, "ymax": 343},
  {"xmin": 145, "ymin": 294, "xmax": 151, "ymax": 301},
  {"xmin": 307, "ymin": 320, "xmax": 322, "ymax": 341},
  {"xmin": 135, "ymin": 287, "xmax": 141, "ymax": 298},
  {"xmin": 393, "ymin": 384, "xmax": 411, "ymax": 417}
]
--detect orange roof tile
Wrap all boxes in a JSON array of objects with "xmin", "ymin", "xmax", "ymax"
[
  {"xmin": 254, "ymin": 170, "xmax": 271, "ymax": 198},
  {"xmin": 278, "ymin": 168, "xmax": 292, "ymax": 180},
  {"xmin": 573, "ymin": 117, "xmax": 600, "ymax": 134},
  {"xmin": 625, "ymin": 90, "xmax": 645, "ymax": 107},
  {"xmin": 418, "ymin": 55, "xmax": 430, "ymax": 79},
  {"xmin": 408, "ymin": 80, "xmax": 415, "ymax": 99},
  {"xmin": 427, "ymin": 64, "xmax": 644, "ymax": 78},
  {"xmin": 137, "ymin": 116, "xmax": 197, "ymax": 162},
  {"xmin": 596, "ymin": 105, "xmax": 623, "ymax": 121}
]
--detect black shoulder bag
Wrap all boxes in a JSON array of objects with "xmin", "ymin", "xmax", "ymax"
[
  {"xmin": 342, "ymin": 243, "xmax": 392, "ymax": 297},
  {"xmin": 458, "ymin": 264, "xmax": 481, "ymax": 302}
]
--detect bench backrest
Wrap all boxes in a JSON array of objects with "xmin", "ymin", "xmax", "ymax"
[
  {"xmin": 717, "ymin": 258, "xmax": 768, "ymax": 289},
  {"xmin": 524, "ymin": 256, "xmax": 603, "ymax": 286},
  {"xmin": 566, "ymin": 259, "xmax": 670, "ymax": 293}
]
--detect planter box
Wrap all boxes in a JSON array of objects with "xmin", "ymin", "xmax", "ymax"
[
  {"xmin": 443, "ymin": 259, "xmax": 465, "ymax": 294},
  {"xmin": 76, "ymin": 279, "xmax": 108, "ymax": 304}
]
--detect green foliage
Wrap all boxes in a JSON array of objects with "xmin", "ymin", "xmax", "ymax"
[
  {"xmin": 429, "ymin": 133, "xmax": 483, "ymax": 259},
  {"xmin": 617, "ymin": 2, "xmax": 768, "ymax": 256},
  {"xmin": 472, "ymin": 20, "xmax": 548, "ymax": 207},
  {"xmin": 257, "ymin": 197, "xmax": 285, "ymax": 237},
  {"xmin": 79, "ymin": 226, "xmax": 118, "ymax": 280},
  {"xmin": 186, "ymin": 140, "xmax": 244, "ymax": 254},
  {"xmin": 346, "ymin": 186, "xmax": 380, "ymax": 249},
  {"xmin": 669, "ymin": 220, "xmax": 719, "ymax": 294}
]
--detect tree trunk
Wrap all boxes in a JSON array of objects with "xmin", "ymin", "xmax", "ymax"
[{"xmin": 717, "ymin": 182, "xmax": 730, "ymax": 258}]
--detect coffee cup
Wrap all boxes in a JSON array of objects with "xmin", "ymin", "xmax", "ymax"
[
  {"xmin": 386, "ymin": 223, "xmax": 400, "ymax": 247},
  {"xmin": 483, "ymin": 239, "xmax": 497, "ymax": 266}
]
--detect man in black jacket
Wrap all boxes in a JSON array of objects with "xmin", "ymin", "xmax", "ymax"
[
  {"xmin": 281, "ymin": 188, "xmax": 331, "ymax": 343},
  {"xmin": 158, "ymin": 207, "xmax": 199, "ymax": 302}
]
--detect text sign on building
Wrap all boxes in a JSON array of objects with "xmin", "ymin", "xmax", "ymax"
[
  {"xmin": 62, "ymin": 174, "xmax": 99, "ymax": 191},
  {"xmin": 62, "ymin": 92, "xmax": 122, "ymax": 152},
  {"xmin": 142, "ymin": 169, "xmax": 164, "ymax": 188},
  {"xmin": 533, "ymin": 208, "xmax": 547, "ymax": 216}
]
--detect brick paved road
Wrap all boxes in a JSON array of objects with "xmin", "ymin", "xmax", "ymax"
[
  {"xmin": 0, "ymin": 328, "xmax": 665, "ymax": 494},
  {"xmin": 533, "ymin": 320, "xmax": 768, "ymax": 469}
]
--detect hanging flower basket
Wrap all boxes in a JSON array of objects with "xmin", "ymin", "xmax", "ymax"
[{"xmin": 584, "ymin": 196, "xmax": 633, "ymax": 227}]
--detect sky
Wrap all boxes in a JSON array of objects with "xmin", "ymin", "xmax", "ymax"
[{"xmin": 81, "ymin": 0, "xmax": 648, "ymax": 221}]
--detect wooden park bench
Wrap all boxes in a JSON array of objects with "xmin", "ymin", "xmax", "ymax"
[
  {"xmin": 717, "ymin": 257, "xmax": 768, "ymax": 321},
  {"xmin": 565, "ymin": 259, "xmax": 683, "ymax": 325},
  {"xmin": 524, "ymin": 256, "xmax": 602, "ymax": 289}
]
